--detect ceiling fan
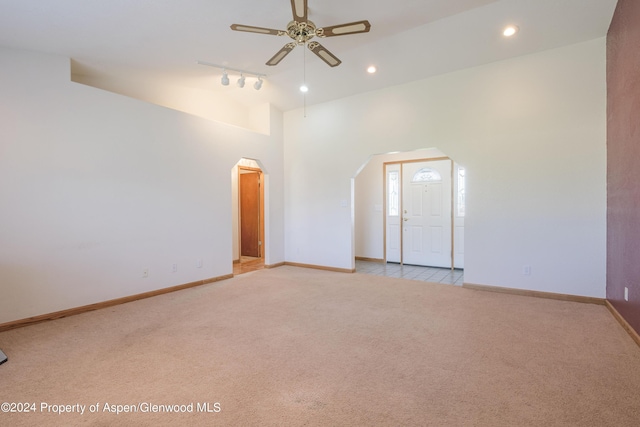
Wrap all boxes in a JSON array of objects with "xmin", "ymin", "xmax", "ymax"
[{"xmin": 230, "ymin": 0, "xmax": 371, "ymax": 68}]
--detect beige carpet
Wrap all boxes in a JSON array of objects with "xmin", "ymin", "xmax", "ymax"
[{"xmin": 1, "ymin": 266, "xmax": 639, "ymax": 426}]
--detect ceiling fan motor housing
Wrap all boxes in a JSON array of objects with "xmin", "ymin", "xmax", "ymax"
[{"xmin": 287, "ymin": 20, "xmax": 317, "ymax": 44}]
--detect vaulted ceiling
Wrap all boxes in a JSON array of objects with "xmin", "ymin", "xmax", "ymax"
[{"xmin": 0, "ymin": 0, "xmax": 617, "ymax": 111}]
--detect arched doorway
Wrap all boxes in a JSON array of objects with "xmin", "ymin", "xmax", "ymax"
[
  {"xmin": 353, "ymin": 148, "xmax": 465, "ymax": 283},
  {"xmin": 232, "ymin": 158, "xmax": 265, "ymax": 275}
]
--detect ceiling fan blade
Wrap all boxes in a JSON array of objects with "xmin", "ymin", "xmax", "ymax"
[
  {"xmin": 266, "ymin": 43, "xmax": 296, "ymax": 66},
  {"xmin": 316, "ymin": 20, "xmax": 371, "ymax": 37},
  {"xmin": 290, "ymin": 0, "xmax": 308, "ymax": 22},
  {"xmin": 307, "ymin": 42, "xmax": 342, "ymax": 67},
  {"xmin": 230, "ymin": 24, "xmax": 284, "ymax": 36}
]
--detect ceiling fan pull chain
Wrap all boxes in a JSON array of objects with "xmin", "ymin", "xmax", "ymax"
[{"xmin": 303, "ymin": 43, "xmax": 307, "ymax": 117}]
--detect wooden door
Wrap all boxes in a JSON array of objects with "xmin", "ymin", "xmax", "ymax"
[{"xmin": 240, "ymin": 171, "xmax": 260, "ymax": 257}]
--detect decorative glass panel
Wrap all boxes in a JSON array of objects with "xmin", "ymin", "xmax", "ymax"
[
  {"xmin": 457, "ymin": 167, "xmax": 466, "ymax": 217},
  {"xmin": 388, "ymin": 171, "xmax": 399, "ymax": 216},
  {"xmin": 412, "ymin": 168, "xmax": 442, "ymax": 182}
]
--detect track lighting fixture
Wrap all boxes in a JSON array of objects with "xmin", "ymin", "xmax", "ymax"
[
  {"xmin": 197, "ymin": 61, "xmax": 266, "ymax": 91},
  {"xmin": 237, "ymin": 74, "xmax": 246, "ymax": 88}
]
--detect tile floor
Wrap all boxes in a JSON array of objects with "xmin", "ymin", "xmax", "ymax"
[
  {"xmin": 355, "ymin": 260, "xmax": 464, "ymax": 286},
  {"xmin": 234, "ymin": 257, "xmax": 464, "ymax": 285}
]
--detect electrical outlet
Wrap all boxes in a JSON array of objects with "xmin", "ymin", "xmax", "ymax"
[
  {"xmin": 522, "ymin": 265, "xmax": 531, "ymax": 276},
  {"xmin": 142, "ymin": 269, "xmax": 149, "ymax": 278},
  {"xmin": 172, "ymin": 263, "xmax": 178, "ymax": 273},
  {"xmin": 196, "ymin": 259, "xmax": 203, "ymax": 268},
  {"xmin": 624, "ymin": 287, "xmax": 629, "ymax": 302}
]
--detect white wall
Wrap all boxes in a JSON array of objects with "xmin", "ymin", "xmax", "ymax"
[
  {"xmin": 0, "ymin": 47, "xmax": 284, "ymax": 324},
  {"xmin": 72, "ymin": 73, "xmax": 272, "ymax": 135},
  {"xmin": 284, "ymin": 38, "xmax": 606, "ymax": 298}
]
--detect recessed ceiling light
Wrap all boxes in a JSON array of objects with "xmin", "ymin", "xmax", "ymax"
[
  {"xmin": 300, "ymin": 85, "xmax": 309, "ymax": 93},
  {"xmin": 367, "ymin": 65, "xmax": 377, "ymax": 74},
  {"xmin": 503, "ymin": 25, "xmax": 519, "ymax": 37}
]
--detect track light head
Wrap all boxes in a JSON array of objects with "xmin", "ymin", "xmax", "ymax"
[{"xmin": 198, "ymin": 62, "xmax": 266, "ymax": 90}]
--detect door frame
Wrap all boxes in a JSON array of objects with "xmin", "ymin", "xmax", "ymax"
[
  {"xmin": 238, "ymin": 166, "xmax": 264, "ymax": 259},
  {"xmin": 383, "ymin": 157, "xmax": 456, "ymax": 269}
]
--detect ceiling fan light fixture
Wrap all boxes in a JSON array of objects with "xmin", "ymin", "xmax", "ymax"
[
  {"xmin": 221, "ymin": 70, "xmax": 230, "ymax": 86},
  {"xmin": 254, "ymin": 77, "xmax": 263, "ymax": 90},
  {"xmin": 237, "ymin": 74, "xmax": 246, "ymax": 88}
]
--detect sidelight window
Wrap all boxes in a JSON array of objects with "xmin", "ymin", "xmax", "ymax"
[{"xmin": 388, "ymin": 171, "xmax": 399, "ymax": 216}]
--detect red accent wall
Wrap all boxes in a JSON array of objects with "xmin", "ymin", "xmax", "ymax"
[{"xmin": 607, "ymin": 0, "xmax": 640, "ymax": 333}]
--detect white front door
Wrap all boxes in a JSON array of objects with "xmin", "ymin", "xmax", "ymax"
[
  {"xmin": 385, "ymin": 164, "xmax": 401, "ymax": 263},
  {"xmin": 402, "ymin": 160, "xmax": 452, "ymax": 268}
]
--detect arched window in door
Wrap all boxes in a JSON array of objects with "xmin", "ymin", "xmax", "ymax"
[{"xmin": 412, "ymin": 168, "xmax": 442, "ymax": 182}]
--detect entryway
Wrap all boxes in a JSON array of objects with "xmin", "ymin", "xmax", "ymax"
[
  {"xmin": 232, "ymin": 158, "xmax": 265, "ymax": 275},
  {"xmin": 385, "ymin": 157, "xmax": 464, "ymax": 269},
  {"xmin": 353, "ymin": 148, "xmax": 465, "ymax": 280}
]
